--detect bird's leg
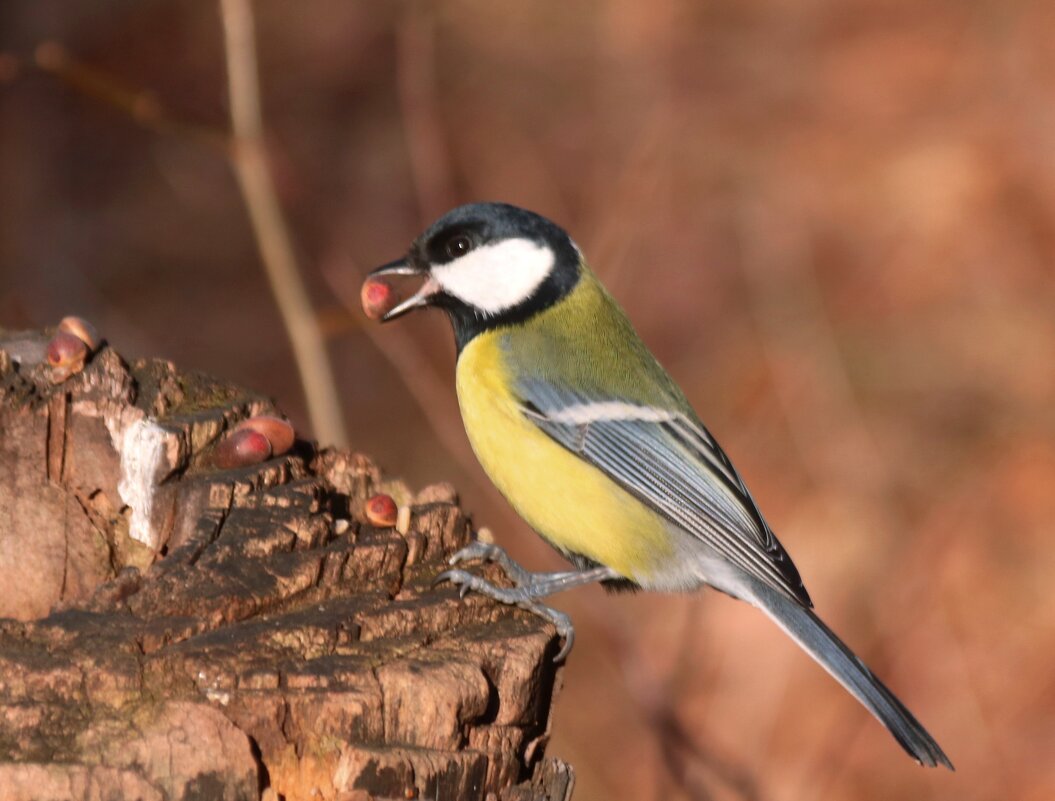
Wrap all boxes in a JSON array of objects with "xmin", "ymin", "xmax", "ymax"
[
  {"xmin": 435, "ymin": 546, "xmax": 619, "ymax": 661},
  {"xmin": 447, "ymin": 540, "xmax": 535, "ymax": 586},
  {"xmin": 444, "ymin": 539, "xmax": 620, "ymax": 596}
]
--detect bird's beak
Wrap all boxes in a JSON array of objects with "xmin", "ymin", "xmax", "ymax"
[{"xmin": 368, "ymin": 257, "xmax": 441, "ymax": 322}]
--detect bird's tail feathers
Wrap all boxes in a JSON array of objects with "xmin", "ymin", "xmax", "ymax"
[{"xmin": 745, "ymin": 580, "xmax": 953, "ymax": 769}]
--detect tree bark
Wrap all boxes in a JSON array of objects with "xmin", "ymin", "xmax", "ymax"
[{"xmin": 0, "ymin": 329, "xmax": 574, "ymax": 801}]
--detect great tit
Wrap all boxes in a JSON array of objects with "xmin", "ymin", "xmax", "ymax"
[{"xmin": 368, "ymin": 202, "xmax": 951, "ymax": 769}]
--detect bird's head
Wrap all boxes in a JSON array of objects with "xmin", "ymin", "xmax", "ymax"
[{"xmin": 368, "ymin": 202, "xmax": 582, "ymax": 346}]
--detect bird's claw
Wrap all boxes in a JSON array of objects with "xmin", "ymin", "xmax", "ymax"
[
  {"xmin": 433, "ymin": 568, "xmax": 514, "ymax": 601},
  {"xmin": 432, "ymin": 568, "xmax": 472, "ymax": 590},
  {"xmin": 448, "ymin": 539, "xmax": 502, "ymax": 566},
  {"xmin": 433, "ymin": 567, "xmax": 575, "ymax": 662},
  {"xmin": 551, "ymin": 617, "xmax": 575, "ymax": 662},
  {"xmin": 447, "ymin": 539, "xmax": 534, "ymax": 586}
]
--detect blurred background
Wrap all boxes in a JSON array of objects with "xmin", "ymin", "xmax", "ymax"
[{"xmin": 2, "ymin": 1, "xmax": 1053, "ymax": 799}]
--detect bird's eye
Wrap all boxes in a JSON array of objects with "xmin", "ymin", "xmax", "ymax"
[{"xmin": 445, "ymin": 234, "xmax": 473, "ymax": 259}]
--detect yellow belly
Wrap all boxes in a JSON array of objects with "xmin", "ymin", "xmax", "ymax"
[{"xmin": 455, "ymin": 333, "xmax": 674, "ymax": 581}]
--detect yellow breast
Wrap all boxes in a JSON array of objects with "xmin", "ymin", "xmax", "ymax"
[{"xmin": 455, "ymin": 332, "xmax": 674, "ymax": 581}]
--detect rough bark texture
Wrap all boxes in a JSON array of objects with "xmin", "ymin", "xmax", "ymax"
[{"xmin": 0, "ymin": 329, "xmax": 574, "ymax": 801}]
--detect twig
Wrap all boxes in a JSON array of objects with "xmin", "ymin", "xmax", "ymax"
[
  {"xmin": 30, "ymin": 42, "xmax": 226, "ymax": 151},
  {"xmin": 320, "ymin": 256, "xmax": 483, "ymax": 483},
  {"xmin": 26, "ymin": 32, "xmax": 346, "ymax": 445},
  {"xmin": 219, "ymin": 0, "xmax": 347, "ymax": 446},
  {"xmin": 395, "ymin": 7, "xmax": 456, "ymax": 222}
]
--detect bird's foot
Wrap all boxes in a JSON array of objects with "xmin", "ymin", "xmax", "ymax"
[
  {"xmin": 433, "ymin": 568, "xmax": 576, "ymax": 661},
  {"xmin": 447, "ymin": 540, "xmax": 534, "ymax": 586},
  {"xmin": 437, "ymin": 544, "xmax": 619, "ymax": 662}
]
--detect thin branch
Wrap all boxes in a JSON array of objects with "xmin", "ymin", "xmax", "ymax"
[
  {"xmin": 30, "ymin": 42, "xmax": 226, "ymax": 151},
  {"xmin": 395, "ymin": 7, "xmax": 456, "ymax": 222},
  {"xmin": 219, "ymin": 0, "xmax": 348, "ymax": 446},
  {"xmin": 27, "ymin": 33, "xmax": 346, "ymax": 444},
  {"xmin": 320, "ymin": 256, "xmax": 483, "ymax": 484}
]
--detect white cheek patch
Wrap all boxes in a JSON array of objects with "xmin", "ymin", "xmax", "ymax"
[{"xmin": 433, "ymin": 237, "xmax": 554, "ymax": 314}]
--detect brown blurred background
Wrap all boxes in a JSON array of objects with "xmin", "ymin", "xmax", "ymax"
[{"xmin": 2, "ymin": 1, "xmax": 1054, "ymax": 799}]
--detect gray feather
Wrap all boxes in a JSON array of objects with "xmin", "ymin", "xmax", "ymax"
[
  {"xmin": 515, "ymin": 377, "xmax": 952, "ymax": 768},
  {"xmin": 517, "ymin": 378, "xmax": 811, "ymax": 607},
  {"xmin": 746, "ymin": 578, "xmax": 953, "ymax": 768}
]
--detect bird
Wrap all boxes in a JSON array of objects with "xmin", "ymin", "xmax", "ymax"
[{"xmin": 366, "ymin": 201, "xmax": 952, "ymax": 769}]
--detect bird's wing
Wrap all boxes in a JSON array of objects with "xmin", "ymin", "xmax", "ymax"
[{"xmin": 517, "ymin": 378, "xmax": 812, "ymax": 607}]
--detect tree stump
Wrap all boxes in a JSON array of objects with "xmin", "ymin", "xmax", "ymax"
[{"xmin": 0, "ymin": 328, "xmax": 574, "ymax": 801}]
